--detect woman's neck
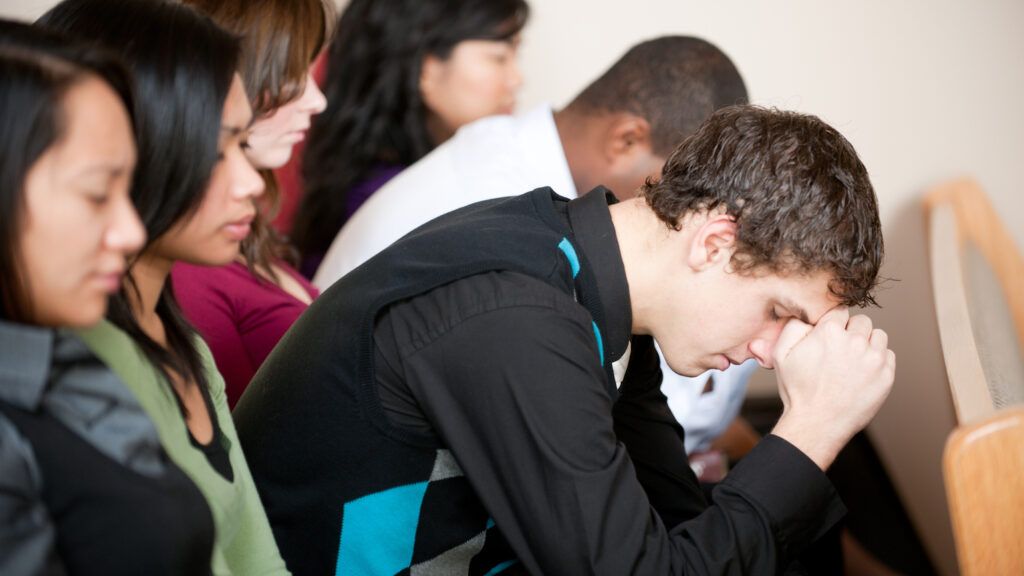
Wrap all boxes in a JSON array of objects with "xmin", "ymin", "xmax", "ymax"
[
  {"xmin": 424, "ymin": 112, "xmax": 454, "ymax": 148},
  {"xmin": 127, "ymin": 251, "xmax": 174, "ymax": 345}
]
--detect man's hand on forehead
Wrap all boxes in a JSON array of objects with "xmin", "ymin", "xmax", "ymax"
[{"xmin": 769, "ymin": 307, "xmax": 896, "ymax": 470}]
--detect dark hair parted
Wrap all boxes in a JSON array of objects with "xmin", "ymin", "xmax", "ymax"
[
  {"xmin": 643, "ymin": 105, "xmax": 884, "ymax": 307},
  {"xmin": 292, "ymin": 0, "xmax": 529, "ymax": 260},
  {"xmin": 182, "ymin": 0, "xmax": 334, "ymax": 281},
  {"xmin": 0, "ymin": 19, "xmax": 134, "ymax": 323},
  {"xmin": 39, "ymin": 0, "xmax": 241, "ymax": 393},
  {"xmin": 568, "ymin": 36, "xmax": 748, "ymax": 157}
]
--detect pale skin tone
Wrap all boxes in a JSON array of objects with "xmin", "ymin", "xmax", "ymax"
[
  {"xmin": 19, "ymin": 77, "xmax": 145, "ymax": 327},
  {"xmin": 245, "ymin": 71, "xmax": 327, "ymax": 170},
  {"xmin": 243, "ymin": 71, "xmax": 329, "ymax": 304},
  {"xmin": 420, "ymin": 37, "xmax": 523, "ymax": 144},
  {"xmin": 128, "ymin": 75, "xmax": 264, "ymax": 443},
  {"xmin": 610, "ymin": 198, "xmax": 896, "ymax": 470}
]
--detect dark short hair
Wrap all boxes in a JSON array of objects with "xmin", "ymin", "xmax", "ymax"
[
  {"xmin": 568, "ymin": 36, "xmax": 748, "ymax": 157},
  {"xmin": 39, "ymin": 0, "xmax": 241, "ymax": 396},
  {"xmin": 0, "ymin": 19, "xmax": 134, "ymax": 322},
  {"xmin": 293, "ymin": 0, "xmax": 530, "ymax": 260},
  {"xmin": 643, "ymin": 105, "xmax": 884, "ymax": 307}
]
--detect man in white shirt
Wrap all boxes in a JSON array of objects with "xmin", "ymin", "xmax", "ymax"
[{"xmin": 315, "ymin": 36, "xmax": 754, "ymax": 455}]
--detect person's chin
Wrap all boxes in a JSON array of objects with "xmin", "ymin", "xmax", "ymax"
[
  {"xmin": 246, "ymin": 147, "xmax": 292, "ymax": 171},
  {"xmin": 64, "ymin": 297, "xmax": 108, "ymax": 328},
  {"xmin": 663, "ymin": 356, "xmax": 704, "ymax": 378},
  {"xmin": 187, "ymin": 245, "xmax": 241, "ymax": 268},
  {"xmin": 495, "ymin": 102, "xmax": 516, "ymax": 115},
  {"xmin": 262, "ymin": 149, "xmax": 293, "ymax": 170},
  {"xmin": 686, "ymin": 354, "xmax": 729, "ymax": 374}
]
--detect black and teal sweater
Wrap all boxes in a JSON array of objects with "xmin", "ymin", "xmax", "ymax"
[{"xmin": 234, "ymin": 187, "xmax": 845, "ymax": 575}]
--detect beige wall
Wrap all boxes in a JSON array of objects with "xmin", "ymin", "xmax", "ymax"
[
  {"xmin": 516, "ymin": 2, "xmax": 1024, "ymax": 574},
  {"xmin": 7, "ymin": 0, "xmax": 1024, "ymax": 573},
  {"xmin": 1, "ymin": 0, "xmax": 47, "ymax": 21}
]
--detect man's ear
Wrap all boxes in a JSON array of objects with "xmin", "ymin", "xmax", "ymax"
[
  {"xmin": 600, "ymin": 113, "xmax": 665, "ymax": 199},
  {"xmin": 602, "ymin": 113, "xmax": 654, "ymax": 165},
  {"xmin": 686, "ymin": 213, "xmax": 737, "ymax": 271}
]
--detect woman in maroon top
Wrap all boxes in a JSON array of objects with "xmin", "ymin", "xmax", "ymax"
[{"xmin": 172, "ymin": 0, "xmax": 332, "ymax": 406}]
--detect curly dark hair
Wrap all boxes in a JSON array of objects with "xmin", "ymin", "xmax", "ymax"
[
  {"xmin": 292, "ymin": 0, "xmax": 529, "ymax": 262},
  {"xmin": 643, "ymin": 105, "xmax": 884, "ymax": 307}
]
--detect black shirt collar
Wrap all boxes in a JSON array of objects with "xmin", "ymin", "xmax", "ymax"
[{"xmin": 566, "ymin": 187, "xmax": 632, "ymax": 362}]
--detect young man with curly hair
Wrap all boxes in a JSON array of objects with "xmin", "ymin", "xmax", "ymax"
[{"xmin": 236, "ymin": 105, "xmax": 893, "ymax": 575}]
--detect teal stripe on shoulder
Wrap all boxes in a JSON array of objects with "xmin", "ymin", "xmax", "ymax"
[
  {"xmin": 591, "ymin": 321, "xmax": 605, "ymax": 366},
  {"xmin": 557, "ymin": 237, "xmax": 580, "ymax": 278},
  {"xmin": 484, "ymin": 559, "xmax": 520, "ymax": 576}
]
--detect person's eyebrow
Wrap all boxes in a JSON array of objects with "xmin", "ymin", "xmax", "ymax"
[
  {"xmin": 781, "ymin": 298, "xmax": 811, "ymax": 325},
  {"xmin": 220, "ymin": 124, "xmax": 248, "ymax": 138},
  {"xmin": 75, "ymin": 163, "xmax": 130, "ymax": 179},
  {"xmin": 221, "ymin": 112, "xmax": 255, "ymax": 136}
]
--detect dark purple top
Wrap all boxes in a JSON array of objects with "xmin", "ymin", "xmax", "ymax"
[
  {"xmin": 171, "ymin": 260, "xmax": 319, "ymax": 408},
  {"xmin": 299, "ymin": 164, "xmax": 405, "ymax": 279}
]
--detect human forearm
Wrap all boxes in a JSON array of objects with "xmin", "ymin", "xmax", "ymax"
[
  {"xmin": 769, "ymin": 310, "xmax": 896, "ymax": 471},
  {"xmin": 412, "ymin": 310, "xmax": 844, "ymax": 574}
]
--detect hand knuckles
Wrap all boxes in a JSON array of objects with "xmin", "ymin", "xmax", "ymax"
[{"xmin": 851, "ymin": 314, "xmax": 873, "ymax": 330}]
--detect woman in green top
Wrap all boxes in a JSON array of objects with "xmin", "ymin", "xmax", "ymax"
[{"xmin": 38, "ymin": 1, "xmax": 288, "ymax": 574}]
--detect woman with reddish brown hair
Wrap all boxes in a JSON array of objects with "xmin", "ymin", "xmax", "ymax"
[{"xmin": 172, "ymin": 0, "xmax": 333, "ymax": 406}]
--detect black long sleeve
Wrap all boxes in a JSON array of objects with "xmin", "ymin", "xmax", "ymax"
[
  {"xmin": 614, "ymin": 334, "xmax": 709, "ymax": 529},
  {"xmin": 376, "ymin": 271, "xmax": 845, "ymax": 575}
]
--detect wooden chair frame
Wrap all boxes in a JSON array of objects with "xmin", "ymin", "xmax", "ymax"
[
  {"xmin": 925, "ymin": 178, "xmax": 1024, "ymax": 424},
  {"xmin": 925, "ymin": 178, "xmax": 1024, "ymax": 575}
]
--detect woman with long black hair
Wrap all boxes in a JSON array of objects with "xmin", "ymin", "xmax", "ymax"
[
  {"xmin": 290, "ymin": 0, "xmax": 530, "ymax": 277},
  {"xmin": 38, "ymin": 1, "xmax": 289, "ymax": 573},
  {"xmin": 0, "ymin": 19, "xmax": 214, "ymax": 575}
]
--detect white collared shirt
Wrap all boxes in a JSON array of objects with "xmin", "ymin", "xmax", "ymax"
[{"xmin": 314, "ymin": 105, "xmax": 576, "ymax": 289}]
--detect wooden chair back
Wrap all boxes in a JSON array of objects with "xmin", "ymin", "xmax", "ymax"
[{"xmin": 925, "ymin": 178, "xmax": 1024, "ymax": 575}]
